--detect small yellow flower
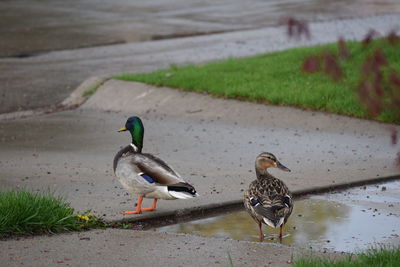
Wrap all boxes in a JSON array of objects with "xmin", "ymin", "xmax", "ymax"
[{"xmin": 77, "ymin": 215, "xmax": 90, "ymax": 221}]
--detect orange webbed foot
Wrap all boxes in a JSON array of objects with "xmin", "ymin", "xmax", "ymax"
[
  {"xmin": 141, "ymin": 199, "xmax": 157, "ymax": 212},
  {"xmin": 122, "ymin": 210, "xmax": 142, "ymax": 215},
  {"xmin": 122, "ymin": 197, "xmax": 157, "ymax": 215}
]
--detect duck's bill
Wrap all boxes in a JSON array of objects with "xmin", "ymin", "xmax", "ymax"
[
  {"xmin": 277, "ymin": 161, "xmax": 291, "ymax": 172},
  {"xmin": 118, "ymin": 127, "xmax": 127, "ymax": 132}
]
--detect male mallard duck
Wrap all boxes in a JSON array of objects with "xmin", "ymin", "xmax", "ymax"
[
  {"xmin": 243, "ymin": 152, "xmax": 293, "ymax": 240},
  {"xmin": 113, "ymin": 116, "xmax": 198, "ymax": 214}
]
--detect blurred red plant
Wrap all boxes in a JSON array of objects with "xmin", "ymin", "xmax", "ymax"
[
  {"xmin": 386, "ymin": 29, "xmax": 399, "ymax": 45},
  {"xmin": 323, "ymin": 52, "xmax": 342, "ymax": 81},
  {"xmin": 362, "ymin": 29, "xmax": 379, "ymax": 46},
  {"xmin": 302, "ymin": 55, "xmax": 320, "ymax": 73},
  {"xmin": 338, "ymin": 37, "xmax": 350, "ymax": 59},
  {"xmin": 283, "ymin": 18, "xmax": 400, "ymax": 164},
  {"xmin": 280, "ymin": 17, "xmax": 310, "ymax": 40}
]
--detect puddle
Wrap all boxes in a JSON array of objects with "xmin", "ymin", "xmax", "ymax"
[{"xmin": 157, "ymin": 181, "xmax": 400, "ymax": 252}]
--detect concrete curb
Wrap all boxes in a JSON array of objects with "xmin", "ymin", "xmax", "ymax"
[
  {"xmin": 61, "ymin": 76, "xmax": 110, "ymax": 107},
  {"xmin": 0, "ymin": 109, "xmax": 49, "ymax": 121},
  {"xmin": 0, "ymin": 76, "xmax": 109, "ymax": 121},
  {"xmin": 108, "ymin": 174, "xmax": 400, "ymax": 226}
]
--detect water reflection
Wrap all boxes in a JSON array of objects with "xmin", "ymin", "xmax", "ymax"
[
  {"xmin": 158, "ymin": 199, "xmax": 349, "ymax": 246},
  {"xmin": 157, "ymin": 181, "xmax": 400, "ymax": 252}
]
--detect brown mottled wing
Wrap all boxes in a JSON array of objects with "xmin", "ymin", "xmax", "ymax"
[
  {"xmin": 260, "ymin": 178, "xmax": 293, "ymax": 222},
  {"xmin": 243, "ymin": 185, "xmax": 262, "ymax": 223},
  {"xmin": 132, "ymin": 153, "xmax": 184, "ymax": 185},
  {"xmin": 246, "ymin": 177, "xmax": 293, "ymax": 224},
  {"xmin": 256, "ymin": 178, "xmax": 289, "ymax": 202}
]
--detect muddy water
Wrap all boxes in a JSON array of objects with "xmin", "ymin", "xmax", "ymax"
[{"xmin": 157, "ymin": 181, "xmax": 400, "ymax": 252}]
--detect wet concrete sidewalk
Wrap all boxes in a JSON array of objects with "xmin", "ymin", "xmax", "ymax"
[
  {"xmin": 1, "ymin": 13, "xmax": 400, "ymax": 113},
  {"xmin": 0, "ymin": 79, "xmax": 399, "ymax": 266},
  {"xmin": 1, "ymin": 79, "xmax": 399, "ymax": 223},
  {"xmin": 1, "ymin": 10, "xmax": 400, "ymax": 266},
  {"xmin": 0, "ymin": 228, "xmax": 340, "ymax": 267}
]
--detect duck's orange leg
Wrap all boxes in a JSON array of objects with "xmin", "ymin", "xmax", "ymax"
[
  {"xmin": 122, "ymin": 196, "xmax": 144, "ymax": 214},
  {"xmin": 141, "ymin": 199, "xmax": 158, "ymax": 211},
  {"xmin": 268, "ymin": 225, "xmax": 285, "ymax": 240},
  {"xmin": 258, "ymin": 221, "xmax": 264, "ymax": 241},
  {"xmin": 122, "ymin": 197, "xmax": 158, "ymax": 215}
]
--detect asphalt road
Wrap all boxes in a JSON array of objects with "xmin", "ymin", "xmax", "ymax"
[
  {"xmin": 2, "ymin": 0, "xmax": 399, "ymax": 58},
  {"xmin": 1, "ymin": 0, "xmax": 400, "ymax": 113}
]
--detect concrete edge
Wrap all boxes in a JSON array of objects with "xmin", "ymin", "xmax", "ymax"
[
  {"xmin": 0, "ymin": 76, "xmax": 110, "ymax": 121},
  {"xmin": 60, "ymin": 76, "xmax": 110, "ymax": 107},
  {"xmin": 0, "ymin": 109, "xmax": 51, "ymax": 121},
  {"xmin": 107, "ymin": 174, "xmax": 400, "ymax": 226}
]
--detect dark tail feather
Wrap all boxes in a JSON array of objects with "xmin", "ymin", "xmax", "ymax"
[
  {"xmin": 167, "ymin": 182, "xmax": 198, "ymax": 198},
  {"xmin": 253, "ymin": 205, "xmax": 285, "ymax": 226}
]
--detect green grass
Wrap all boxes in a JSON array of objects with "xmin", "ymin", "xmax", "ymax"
[
  {"xmin": 294, "ymin": 247, "xmax": 400, "ymax": 267},
  {"xmin": 0, "ymin": 190, "xmax": 104, "ymax": 237},
  {"xmin": 116, "ymin": 39, "xmax": 400, "ymax": 123},
  {"xmin": 82, "ymin": 87, "xmax": 98, "ymax": 98}
]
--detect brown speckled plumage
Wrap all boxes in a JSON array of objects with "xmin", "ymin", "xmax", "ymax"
[{"xmin": 243, "ymin": 152, "xmax": 293, "ymax": 239}]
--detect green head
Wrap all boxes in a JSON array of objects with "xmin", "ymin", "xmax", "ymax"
[{"xmin": 118, "ymin": 116, "xmax": 144, "ymax": 152}]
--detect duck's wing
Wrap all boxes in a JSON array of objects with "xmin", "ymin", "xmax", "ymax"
[
  {"xmin": 135, "ymin": 153, "xmax": 197, "ymax": 198},
  {"xmin": 115, "ymin": 149, "xmax": 197, "ymax": 198},
  {"xmin": 250, "ymin": 194, "xmax": 292, "ymax": 227},
  {"xmin": 247, "ymin": 178, "xmax": 293, "ymax": 228},
  {"xmin": 133, "ymin": 153, "xmax": 185, "ymax": 185}
]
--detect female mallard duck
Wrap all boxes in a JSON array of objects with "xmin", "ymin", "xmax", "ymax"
[
  {"xmin": 243, "ymin": 152, "xmax": 293, "ymax": 240},
  {"xmin": 113, "ymin": 116, "xmax": 198, "ymax": 214}
]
